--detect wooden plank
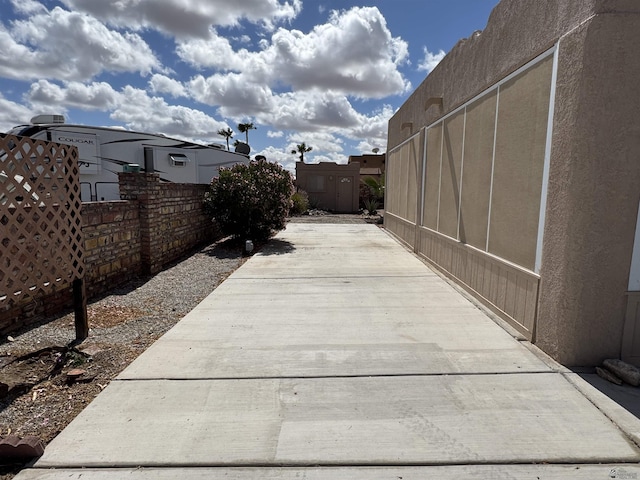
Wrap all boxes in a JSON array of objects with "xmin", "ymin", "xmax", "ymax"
[
  {"xmin": 524, "ymin": 277, "xmax": 540, "ymax": 335},
  {"xmin": 73, "ymin": 278, "xmax": 89, "ymax": 340},
  {"xmin": 496, "ymin": 267, "xmax": 509, "ymax": 312},
  {"xmin": 514, "ymin": 274, "xmax": 528, "ymax": 328}
]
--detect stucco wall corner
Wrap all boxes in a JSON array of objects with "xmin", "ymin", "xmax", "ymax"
[{"xmin": 536, "ymin": 11, "xmax": 640, "ymax": 366}]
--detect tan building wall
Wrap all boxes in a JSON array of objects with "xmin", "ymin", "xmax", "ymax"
[
  {"xmin": 295, "ymin": 162, "xmax": 360, "ymax": 213},
  {"xmin": 385, "ymin": 0, "xmax": 640, "ymax": 366},
  {"xmin": 348, "ymin": 154, "xmax": 386, "ymax": 174}
]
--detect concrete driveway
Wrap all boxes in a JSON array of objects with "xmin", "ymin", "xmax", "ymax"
[{"xmin": 15, "ymin": 223, "xmax": 640, "ymax": 479}]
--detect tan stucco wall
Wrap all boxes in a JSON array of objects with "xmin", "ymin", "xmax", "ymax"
[
  {"xmin": 295, "ymin": 162, "xmax": 360, "ymax": 213},
  {"xmin": 536, "ymin": 12, "xmax": 640, "ymax": 365},
  {"xmin": 387, "ymin": 0, "xmax": 640, "ymax": 366}
]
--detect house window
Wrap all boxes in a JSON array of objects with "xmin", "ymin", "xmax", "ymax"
[{"xmin": 308, "ymin": 175, "xmax": 325, "ymax": 192}]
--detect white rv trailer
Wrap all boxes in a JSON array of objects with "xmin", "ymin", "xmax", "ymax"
[{"xmin": 7, "ymin": 115, "xmax": 250, "ymax": 201}]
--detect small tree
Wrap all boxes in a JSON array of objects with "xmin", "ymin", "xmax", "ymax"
[
  {"xmin": 204, "ymin": 159, "xmax": 294, "ymax": 242},
  {"xmin": 291, "ymin": 142, "xmax": 312, "ymax": 162},
  {"xmin": 238, "ymin": 122, "xmax": 256, "ymax": 144},
  {"xmin": 217, "ymin": 127, "xmax": 233, "ymax": 150}
]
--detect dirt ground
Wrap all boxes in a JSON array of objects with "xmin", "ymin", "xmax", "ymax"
[{"xmin": 0, "ymin": 316, "xmax": 158, "ymax": 477}]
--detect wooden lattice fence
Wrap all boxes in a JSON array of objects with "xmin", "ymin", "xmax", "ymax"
[{"xmin": 0, "ymin": 134, "xmax": 87, "ymax": 337}]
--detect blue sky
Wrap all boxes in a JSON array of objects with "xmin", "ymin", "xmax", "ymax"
[{"xmin": 0, "ymin": 0, "xmax": 499, "ymax": 173}]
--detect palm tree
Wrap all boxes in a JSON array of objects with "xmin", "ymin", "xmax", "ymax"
[
  {"xmin": 237, "ymin": 122, "xmax": 256, "ymax": 144},
  {"xmin": 363, "ymin": 175, "xmax": 385, "ymax": 201},
  {"xmin": 291, "ymin": 142, "xmax": 313, "ymax": 162},
  {"xmin": 217, "ymin": 127, "xmax": 233, "ymax": 150}
]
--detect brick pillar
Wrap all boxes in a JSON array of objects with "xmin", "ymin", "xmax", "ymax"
[{"xmin": 118, "ymin": 172, "xmax": 163, "ymax": 275}]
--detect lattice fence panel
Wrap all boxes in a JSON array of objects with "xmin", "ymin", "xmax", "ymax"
[{"xmin": 0, "ymin": 134, "xmax": 84, "ymax": 310}]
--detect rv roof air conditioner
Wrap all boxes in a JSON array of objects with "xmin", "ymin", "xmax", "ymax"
[
  {"xmin": 169, "ymin": 153, "xmax": 189, "ymax": 167},
  {"xmin": 31, "ymin": 114, "xmax": 65, "ymax": 125}
]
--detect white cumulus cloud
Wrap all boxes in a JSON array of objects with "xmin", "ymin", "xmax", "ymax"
[
  {"xmin": 149, "ymin": 75, "xmax": 187, "ymax": 98},
  {"xmin": 28, "ymin": 80, "xmax": 120, "ymax": 110},
  {"xmin": 60, "ymin": 0, "xmax": 302, "ymax": 38},
  {"xmin": 0, "ymin": 94, "xmax": 36, "ymax": 132},
  {"xmin": 109, "ymin": 86, "xmax": 228, "ymax": 141},
  {"xmin": 267, "ymin": 7, "xmax": 410, "ymax": 98},
  {"xmin": 0, "ymin": 7, "xmax": 161, "ymax": 82},
  {"xmin": 9, "ymin": 0, "xmax": 46, "ymax": 15},
  {"xmin": 418, "ymin": 47, "xmax": 446, "ymax": 73},
  {"xmin": 189, "ymin": 73, "xmax": 276, "ymax": 117},
  {"xmin": 180, "ymin": 6, "xmax": 407, "ymax": 149},
  {"xmin": 24, "ymin": 80, "xmax": 227, "ymax": 143},
  {"xmin": 179, "ymin": 7, "xmax": 410, "ymax": 99}
]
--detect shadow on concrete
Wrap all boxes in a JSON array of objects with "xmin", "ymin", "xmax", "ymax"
[
  {"xmin": 577, "ymin": 371, "xmax": 640, "ymax": 420},
  {"xmin": 256, "ymin": 238, "xmax": 296, "ymax": 256}
]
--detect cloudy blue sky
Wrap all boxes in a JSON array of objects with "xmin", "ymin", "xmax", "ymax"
[{"xmin": 0, "ymin": 0, "xmax": 499, "ymax": 173}]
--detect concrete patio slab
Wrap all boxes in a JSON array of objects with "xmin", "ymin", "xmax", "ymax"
[{"xmin": 35, "ymin": 374, "xmax": 640, "ymax": 468}]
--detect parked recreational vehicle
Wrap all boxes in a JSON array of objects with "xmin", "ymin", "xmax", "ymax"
[{"xmin": 7, "ymin": 115, "xmax": 250, "ymax": 201}]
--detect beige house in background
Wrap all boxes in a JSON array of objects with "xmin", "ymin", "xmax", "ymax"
[
  {"xmin": 385, "ymin": 0, "xmax": 640, "ymax": 366},
  {"xmin": 348, "ymin": 153, "xmax": 386, "ymax": 180},
  {"xmin": 295, "ymin": 162, "xmax": 360, "ymax": 213}
]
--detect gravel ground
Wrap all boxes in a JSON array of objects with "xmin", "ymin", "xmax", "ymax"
[
  {"xmin": 0, "ymin": 212, "xmax": 378, "ymax": 478},
  {"xmin": 0, "ymin": 237, "xmax": 246, "ymax": 478},
  {"xmin": 2, "ymin": 240, "xmax": 245, "ymax": 353}
]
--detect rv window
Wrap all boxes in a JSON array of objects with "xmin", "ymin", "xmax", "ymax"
[{"xmin": 169, "ymin": 153, "xmax": 189, "ymax": 167}]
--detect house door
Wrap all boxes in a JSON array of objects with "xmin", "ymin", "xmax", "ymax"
[{"xmin": 337, "ymin": 176, "xmax": 354, "ymax": 212}]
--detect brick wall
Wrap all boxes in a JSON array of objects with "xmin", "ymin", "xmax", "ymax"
[
  {"xmin": 118, "ymin": 173, "xmax": 216, "ymax": 274},
  {"xmin": 0, "ymin": 174, "xmax": 216, "ymax": 333},
  {"xmin": 82, "ymin": 200, "xmax": 141, "ymax": 297}
]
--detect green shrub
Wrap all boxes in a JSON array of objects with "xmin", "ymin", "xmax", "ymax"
[
  {"xmin": 308, "ymin": 195, "xmax": 321, "ymax": 210},
  {"xmin": 363, "ymin": 198, "xmax": 380, "ymax": 216},
  {"xmin": 290, "ymin": 189, "xmax": 309, "ymax": 215},
  {"xmin": 204, "ymin": 159, "xmax": 294, "ymax": 241}
]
